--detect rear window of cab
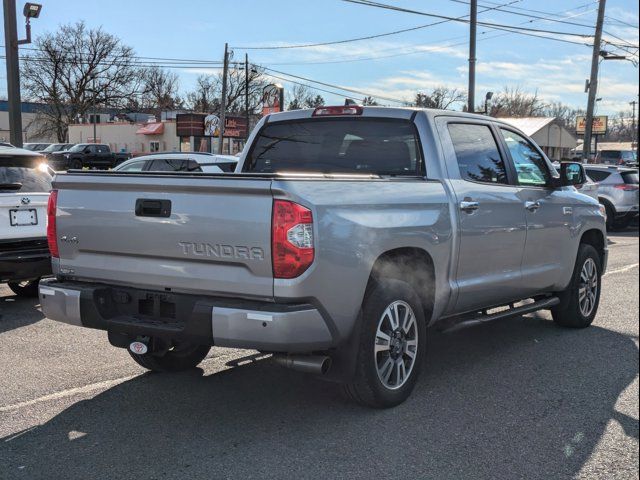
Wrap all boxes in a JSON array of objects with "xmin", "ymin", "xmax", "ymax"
[{"xmin": 243, "ymin": 118, "xmax": 423, "ymax": 176}]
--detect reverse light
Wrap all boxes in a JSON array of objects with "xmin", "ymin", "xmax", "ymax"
[
  {"xmin": 312, "ymin": 105, "xmax": 363, "ymax": 117},
  {"xmin": 47, "ymin": 190, "xmax": 59, "ymax": 258},
  {"xmin": 272, "ymin": 200, "xmax": 314, "ymax": 279}
]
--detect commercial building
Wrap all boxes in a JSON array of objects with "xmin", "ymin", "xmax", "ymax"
[
  {"xmin": 0, "ymin": 100, "xmax": 57, "ymax": 143},
  {"xmin": 68, "ymin": 112, "xmax": 252, "ymax": 155},
  {"xmin": 499, "ymin": 117, "xmax": 577, "ymax": 161}
]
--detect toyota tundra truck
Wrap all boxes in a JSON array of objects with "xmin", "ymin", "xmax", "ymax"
[{"xmin": 39, "ymin": 106, "xmax": 607, "ymax": 408}]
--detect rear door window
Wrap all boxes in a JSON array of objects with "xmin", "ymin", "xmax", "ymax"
[
  {"xmin": 448, "ymin": 123, "xmax": 509, "ymax": 184},
  {"xmin": 585, "ymin": 169, "xmax": 612, "ymax": 182},
  {"xmin": 244, "ymin": 118, "xmax": 422, "ymax": 175}
]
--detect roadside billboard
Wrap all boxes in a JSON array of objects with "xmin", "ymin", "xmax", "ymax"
[{"xmin": 576, "ymin": 115, "xmax": 608, "ymax": 135}]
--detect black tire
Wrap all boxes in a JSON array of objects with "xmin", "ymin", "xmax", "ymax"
[
  {"xmin": 70, "ymin": 159, "xmax": 83, "ymax": 170},
  {"xmin": 129, "ymin": 342, "xmax": 211, "ymax": 372},
  {"xmin": 601, "ymin": 200, "xmax": 615, "ymax": 231},
  {"xmin": 344, "ymin": 278, "xmax": 426, "ymax": 408},
  {"xmin": 552, "ymin": 244, "xmax": 601, "ymax": 328},
  {"xmin": 7, "ymin": 279, "xmax": 40, "ymax": 298}
]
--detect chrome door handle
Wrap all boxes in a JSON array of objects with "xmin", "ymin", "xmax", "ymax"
[
  {"xmin": 460, "ymin": 201, "xmax": 479, "ymax": 213},
  {"xmin": 525, "ymin": 201, "xmax": 541, "ymax": 212}
]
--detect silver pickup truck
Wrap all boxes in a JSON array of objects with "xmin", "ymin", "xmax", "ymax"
[{"xmin": 39, "ymin": 106, "xmax": 607, "ymax": 408}]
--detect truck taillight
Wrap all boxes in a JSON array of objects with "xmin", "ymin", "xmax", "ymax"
[
  {"xmin": 47, "ymin": 189, "xmax": 59, "ymax": 258},
  {"xmin": 272, "ymin": 200, "xmax": 314, "ymax": 279},
  {"xmin": 614, "ymin": 184, "xmax": 639, "ymax": 191}
]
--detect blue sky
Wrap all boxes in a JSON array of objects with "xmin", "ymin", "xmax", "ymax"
[{"xmin": 1, "ymin": 0, "xmax": 638, "ymax": 114}]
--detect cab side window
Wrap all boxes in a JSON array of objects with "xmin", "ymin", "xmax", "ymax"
[
  {"xmin": 448, "ymin": 123, "xmax": 508, "ymax": 184},
  {"xmin": 500, "ymin": 129, "xmax": 550, "ymax": 187}
]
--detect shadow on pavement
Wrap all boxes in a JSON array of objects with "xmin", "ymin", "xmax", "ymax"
[
  {"xmin": 1, "ymin": 315, "xmax": 637, "ymax": 480},
  {"xmin": 0, "ymin": 294, "xmax": 44, "ymax": 334}
]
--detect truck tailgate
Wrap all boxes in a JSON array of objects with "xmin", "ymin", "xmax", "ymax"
[{"xmin": 53, "ymin": 173, "xmax": 274, "ymax": 299}]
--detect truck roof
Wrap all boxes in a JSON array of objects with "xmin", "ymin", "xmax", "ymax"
[{"xmin": 263, "ymin": 106, "xmax": 522, "ymax": 129}]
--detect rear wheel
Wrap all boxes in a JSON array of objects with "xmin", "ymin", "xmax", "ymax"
[
  {"xmin": 129, "ymin": 341, "xmax": 211, "ymax": 372},
  {"xmin": 344, "ymin": 278, "xmax": 426, "ymax": 408},
  {"xmin": 552, "ymin": 244, "xmax": 601, "ymax": 328},
  {"xmin": 600, "ymin": 200, "xmax": 615, "ymax": 231},
  {"xmin": 7, "ymin": 279, "xmax": 40, "ymax": 298}
]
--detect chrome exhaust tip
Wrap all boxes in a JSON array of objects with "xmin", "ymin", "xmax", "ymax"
[{"xmin": 273, "ymin": 354, "xmax": 332, "ymax": 375}]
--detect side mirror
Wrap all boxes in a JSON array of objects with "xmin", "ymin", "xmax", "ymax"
[
  {"xmin": 559, "ymin": 161, "xmax": 586, "ymax": 187},
  {"xmin": 84, "ymin": 147, "xmax": 91, "ymax": 153}
]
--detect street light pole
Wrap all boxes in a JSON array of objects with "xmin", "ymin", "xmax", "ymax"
[
  {"xmin": 583, "ymin": 0, "xmax": 607, "ymax": 162},
  {"xmin": 3, "ymin": 0, "xmax": 23, "ymax": 147}
]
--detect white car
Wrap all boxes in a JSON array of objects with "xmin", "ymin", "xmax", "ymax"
[
  {"xmin": 113, "ymin": 152, "xmax": 238, "ymax": 173},
  {"xmin": 0, "ymin": 148, "xmax": 52, "ymax": 297}
]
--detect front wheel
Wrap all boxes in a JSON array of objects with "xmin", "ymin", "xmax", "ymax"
[
  {"xmin": 7, "ymin": 279, "xmax": 40, "ymax": 298},
  {"xmin": 129, "ymin": 341, "xmax": 211, "ymax": 372},
  {"xmin": 552, "ymin": 244, "xmax": 601, "ymax": 328},
  {"xmin": 344, "ymin": 278, "xmax": 426, "ymax": 408}
]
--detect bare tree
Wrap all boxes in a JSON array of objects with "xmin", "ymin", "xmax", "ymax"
[
  {"xmin": 415, "ymin": 87, "xmax": 465, "ymax": 110},
  {"xmin": 137, "ymin": 67, "xmax": 182, "ymax": 114},
  {"xmin": 286, "ymin": 84, "xmax": 326, "ymax": 110},
  {"xmin": 362, "ymin": 96, "xmax": 379, "ymax": 106},
  {"xmin": 186, "ymin": 75, "xmax": 220, "ymax": 113},
  {"xmin": 487, "ymin": 86, "xmax": 546, "ymax": 117},
  {"xmin": 186, "ymin": 57, "xmax": 268, "ymax": 115},
  {"xmin": 21, "ymin": 22, "xmax": 143, "ymax": 141}
]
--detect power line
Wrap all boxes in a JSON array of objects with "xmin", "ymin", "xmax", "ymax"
[
  {"xmin": 605, "ymin": 15, "xmax": 639, "ymax": 29},
  {"xmin": 260, "ymin": 66, "xmax": 407, "ymax": 104},
  {"xmin": 232, "ymin": 0, "xmax": 522, "ymax": 50},
  {"xmin": 342, "ymin": 0, "xmax": 635, "ymax": 49},
  {"xmin": 258, "ymin": 3, "xmax": 602, "ymax": 65}
]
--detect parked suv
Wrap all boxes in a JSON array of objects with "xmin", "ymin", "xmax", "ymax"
[
  {"xmin": 585, "ymin": 165, "xmax": 639, "ymax": 230},
  {"xmin": 1, "ymin": 149, "xmax": 52, "ymax": 297}
]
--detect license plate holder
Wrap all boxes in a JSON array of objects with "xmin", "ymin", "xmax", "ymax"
[{"xmin": 9, "ymin": 209, "xmax": 38, "ymax": 226}]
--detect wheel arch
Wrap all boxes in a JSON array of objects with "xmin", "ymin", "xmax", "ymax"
[
  {"xmin": 580, "ymin": 229, "xmax": 606, "ymax": 270},
  {"xmin": 367, "ymin": 247, "xmax": 436, "ymax": 323}
]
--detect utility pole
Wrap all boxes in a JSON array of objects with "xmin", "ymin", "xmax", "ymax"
[
  {"xmin": 245, "ymin": 53, "xmax": 249, "ymax": 145},
  {"xmin": 218, "ymin": 43, "xmax": 229, "ymax": 154},
  {"xmin": 92, "ymin": 75, "xmax": 98, "ymax": 143},
  {"xmin": 631, "ymin": 99, "xmax": 638, "ymax": 160},
  {"xmin": 3, "ymin": 0, "xmax": 23, "ymax": 147},
  {"xmin": 583, "ymin": 0, "xmax": 607, "ymax": 162},
  {"xmin": 467, "ymin": 0, "xmax": 477, "ymax": 113}
]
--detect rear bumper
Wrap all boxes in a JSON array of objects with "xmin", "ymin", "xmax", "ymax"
[
  {"xmin": 38, "ymin": 279, "xmax": 334, "ymax": 353},
  {"xmin": 0, "ymin": 242, "xmax": 51, "ymax": 282}
]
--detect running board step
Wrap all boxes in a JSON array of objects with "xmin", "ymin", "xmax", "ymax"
[{"xmin": 442, "ymin": 297, "xmax": 560, "ymax": 334}]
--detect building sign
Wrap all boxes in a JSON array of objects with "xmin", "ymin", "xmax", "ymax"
[
  {"xmin": 223, "ymin": 116, "xmax": 248, "ymax": 138},
  {"xmin": 576, "ymin": 115, "xmax": 608, "ymax": 135},
  {"xmin": 176, "ymin": 113, "xmax": 206, "ymax": 136},
  {"xmin": 262, "ymin": 84, "xmax": 284, "ymax": 116},
  {"xmin": 177, "ymin": 113, "xmax": 249, "ymax": 138},
  {"xmin": 204, "ymin": 114, "xmax": 221, "ymax": 137}
]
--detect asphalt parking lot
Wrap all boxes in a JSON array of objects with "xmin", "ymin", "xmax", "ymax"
[{"xmin": 0, "ymin": 230, "xmax": 638, "ymax": 480}]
